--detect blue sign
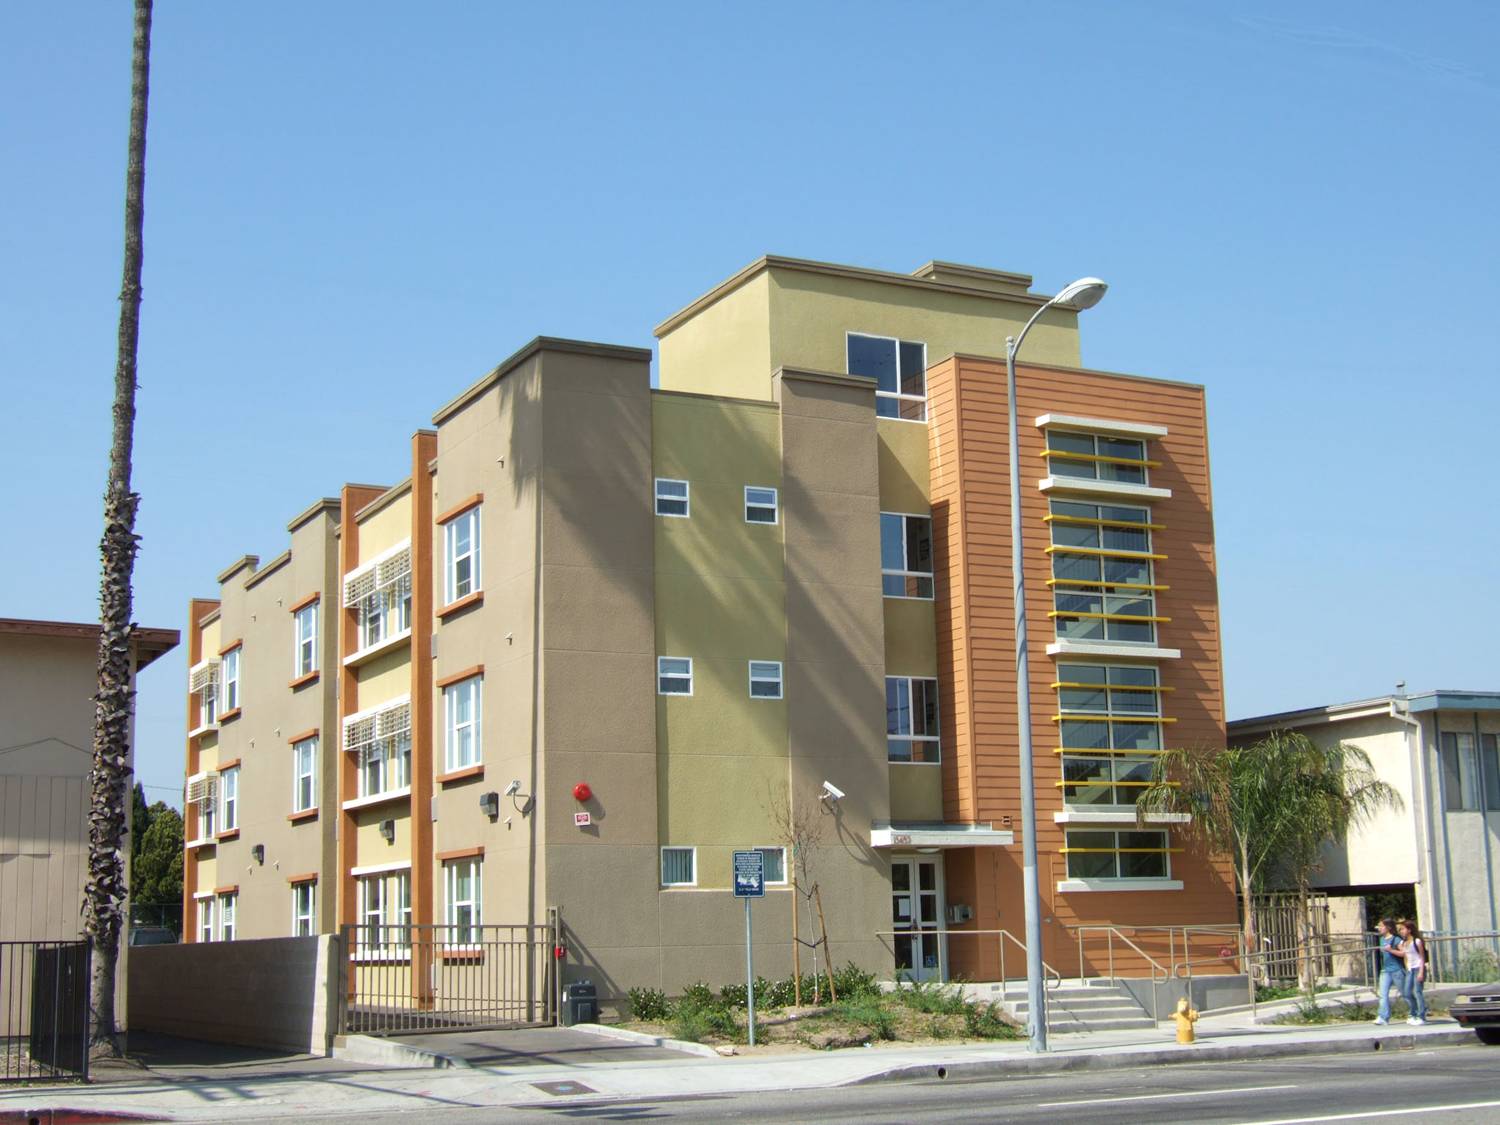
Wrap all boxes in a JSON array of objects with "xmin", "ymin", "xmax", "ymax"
[{"xmin": 732, "ymin": 850, "xmax": 765, "ymax": 898}]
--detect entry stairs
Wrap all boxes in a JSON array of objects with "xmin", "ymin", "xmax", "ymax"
[{"xmin": 964, "ymin": 978, "xmax": 1157, "ymax": 1033}]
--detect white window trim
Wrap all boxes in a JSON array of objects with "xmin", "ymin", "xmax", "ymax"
[
  {"xmin": 292, "ymin": 737, "xmax": 318, "ymax": 814},
  {"xmin": 442, "ymin": 675, "xmax": 483, "ymax": 773},
  {"xmin": 1039, "ymin": 476, "xmax": 1173, "ymax": 503},
  {"xmin": 660, "ymin": 846, "xmax": 697, "ymax": 887},
  {"xmin": 657, "ymin": 656, "xmax": 693, "ymax": 696},
  {"xmin": 886, "ymin": 675, "xmax": 941, "ymax": 765},
  {"xmin": 341, "ymin": 786, "xmax": 412, "ymax": 812},
  {"xmin": 1047, "ymin": 639, "xmax": 1182, "ymax": 660},
  {"xmin": 1057, "ymin": 878, "xmax": 1184, "ymax": 893},
  {"xmin": 880, "ymin": 511, "xmax": 935, "ymax": 601},
  {"xmin": 754, "ymin": 845, "xmax": 788, "ymax": 885},
  {"xmin": 292, "ymin": 882, "xmax": 317, "ymax": 937},
  {"xmin": 217, "ymin": 892, "xmax": 237, "ymax": 942},
  {"xmin": 1035, "ymin": 413, "xmax": 1168, "ymax": 440},
  {"xmin": 846, "ymin": 331, "xmax": 929, "ymax": 423},
  {"xmin": 654, "ymin": 478, "xmax": 691, "ymax": 519},
  {"xmin": 220, "ymin": 647, "xmax": 241, "ymax": 712},
  {"xmin": 294, "ymin": 602, "xmax": 319, "ymax": 678},
  {"xmin": 342, "ymin": 626, "xmax": 413, "ymax": 668},
  {"xmin": 1055, "ymin": 809, "xmax": 1191, "ymax": 825},
  {"xmin": 444, "ymin": 857, "xmax": 483, "ymax": 942},
  {"xmin": 219, "ymin": 766, "xmax": 239, "ymax": 831},
  {"xmin": 442, "ymin": 509, "xmax": 482, "ymax": 605},
  {"xmin": 748, "ymin": 660, "xmax": 783, "ymax": 700},
  {"xmin": 350, "ymin": 859, "xmax": 413, "ymax": 878},
  {"xmin": 744, "ymin": 486, "xmax": 779, "ymax": 525}
]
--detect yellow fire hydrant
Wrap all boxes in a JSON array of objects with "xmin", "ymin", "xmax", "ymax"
[{"xmin": 1173, "ymin": 997, "xmax": 1199, "ymax": 1044}]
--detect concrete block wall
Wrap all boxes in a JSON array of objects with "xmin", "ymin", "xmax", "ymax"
[{"xmin": 127, "ymin": 935, "xmax": 336, "ymax": 1054}]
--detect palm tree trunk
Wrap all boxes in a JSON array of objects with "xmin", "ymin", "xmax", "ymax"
[
  {"xmin": 1238, "ymin": 836, "xmax": 1256, "ymax": 970},
  {"xmin": 85, "ymin": 0, "xmax": 152, "ymax": 1055}
]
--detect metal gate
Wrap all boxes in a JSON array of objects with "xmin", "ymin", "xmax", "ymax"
[
  {"xmin": 2, "ymin": 940, "xmax": 91, "ymax": 1082},
  {"xmin": 339, "ymin": 923, "xmax": 555, "ymax": 1036}
]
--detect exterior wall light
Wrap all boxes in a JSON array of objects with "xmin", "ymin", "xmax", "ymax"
[
  {"xmin": 379, "ymin": 819, "xmax": 396, "ymax": 844},
  {"xmin": 251, "ymin": 844, "xmax": 265, "ymax": 865},
  {"xmin": 479, "ymin": 791, "xmax": 500, "ymax": 820}
]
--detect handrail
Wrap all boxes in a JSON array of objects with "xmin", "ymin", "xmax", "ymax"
[
  {"xmin": 870, "ymin": 928, "xmax": 1063, "ymax": 993},
  {"xmin": 996, "ymin": 928, "xmax": 1065, "ymax": 992},
  {"xmin": 1074, "ymin": 925, "xmax": 1168, "ymax": 1024}
]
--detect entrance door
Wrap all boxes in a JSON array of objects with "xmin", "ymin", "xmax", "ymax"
[{"xmin": 891, "ymin": 857, "xmax": 944, "ymax": 982}]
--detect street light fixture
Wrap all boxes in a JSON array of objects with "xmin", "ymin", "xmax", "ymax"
[{"xmin": 1005, "ymin": 276, "xmax": 1108, "ymax": 1054}]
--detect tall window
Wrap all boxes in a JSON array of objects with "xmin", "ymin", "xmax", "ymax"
[
  {"xmin": 1057, "ymin": 663, "xmax": 1166, "ymax": 807},
  {"xmin": 357, "ymin": 871, "xmax": 412, "ymax": 951},
  {"xmin": 218, "ymin": 893, "xmax": 237, "ymax": 941},
  {"xmin": 219, "ymin": 766, "xmax": 239, "ymax": 831},
  {"xmin": 880, "ymin": 513, "xmax": 934, "ymax": 599},
  {"xmin": 1050, "ymin": 500, "xmax": 1159, "ymax": 644},
  {"xmin": 1044, "ymin": 430, "xmax": 1152, "ymax": 485},
  {"xmin": 294, "ymin": 602, "xmax": 318, "ymax": 677},
  {"xmin": 655, "ymin": 478, "xmax": 690, "ymax": 518},
  {"xmin": 292, "ymin": 882, "xmax": 316, "ymax": 937},
  {"xmin": 660, "ymin": 847, "xmax": 696, "ymax": 887},
  {"xmin": 292, "ymin": 736, "xmax": 317, "ymax": 813},
  {"xmin": 748, "ymin": 661, "xmax": 783, "ymax": 699},
  {"xmin": 190, "ymin": 660, "xmax": 219, "ymax": 727},
  {"xmin": 348, "ymin": 547, "xmax": 412, "ymax": 652},
  {"xmin": 444, "ymin": 508, "xmax": 482, "ymax": 603},
  {"xmin": 220, "ymin": 647, "xmax": 240, "ymax": 712},
  {"xmin": 886, "ymin": 676, "xmax": 941, "ymax": 763},
  {"xmin": 194, "ymin": 779, "xmax": 217, "ymax": 840},
  {"xmin": 847, "ymin": 332, "xmax": 927, "ymax": 420},
  {"xmin": 346, "ymin": 701, "xmax": 412, "ymax": 798},
  {"xmin": 443, "ymin": 676, "xmax": 483, "ymax": 772},
  {"xmin": 197, "ymin": 897, "xmax": 214, "ymax": 943},
  {"xmin": 1063, "ymin": 829, "xmax": 1172, "ymax": 880},
  {"xmin": 1440, "ymin": 732, "xmax": 1499, "ymax": 811},
  {"xmin": 445, "ymin": 858, "xmax": 482, "ymax": 943},
  {"xmin": 657, "ymin": 657, "xmax": 693, "ymax": 696}
]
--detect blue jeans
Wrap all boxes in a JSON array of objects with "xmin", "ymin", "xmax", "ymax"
[
  {"xmin": 1404, "ymin": 971, "xmax": 1427, "ymax": 1020},
  {"xmin": 1377, "ymin": 966, "xmax": 1407, "ymax": 1020}
]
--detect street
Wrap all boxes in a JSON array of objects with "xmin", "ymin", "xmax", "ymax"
[{"xmin": 326, "ymin": 1042, "xmax": 1500, "ymax": 1124}]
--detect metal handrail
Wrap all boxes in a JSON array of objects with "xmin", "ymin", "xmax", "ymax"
[
  {"xmin": 871, "ymin": 928, "xmax": 1063, "ymax": 992},
  {"xmin": 1073, "ymin": 925, "xmax": 1169, "ymax": 1024}
]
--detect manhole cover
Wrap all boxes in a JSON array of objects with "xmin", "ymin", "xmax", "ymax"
[{"xmin": 531, "ymin": 1080, "xmax": 597, "ymax": 1096}]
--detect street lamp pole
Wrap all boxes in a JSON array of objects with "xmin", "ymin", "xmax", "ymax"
[{"xmin": 1004, "ymin": 277, "xmax": 1107, "ymax": 1054}]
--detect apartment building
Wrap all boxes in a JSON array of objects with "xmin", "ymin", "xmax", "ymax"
[
  {"xmin": 181, "ymin": 255, "xmax": 1234, "ymax": 1001},
  {"xmin": 1230, "ymin": 690, "xmax": 1500, "ymax": 939}
]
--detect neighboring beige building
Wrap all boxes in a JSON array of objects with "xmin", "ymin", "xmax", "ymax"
[
  {"xmin": 1229, "ymin": 690, "xmax": 1500, "ymax": 938},
  {"xmin": 0, "ymin": 617, "xmax": 178, "ymax": 943},
  {"xmin": 181, "ymin": 255, "xmax": 1233, "ymax": 1011}
]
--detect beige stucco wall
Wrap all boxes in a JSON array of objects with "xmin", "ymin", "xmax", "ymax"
[
  {"xmin": 357, "ymin": 489, "xmax": 412, "ymax": 561},
  {"xmin": 656, "ymin": 270, "xmax": 772, "ymax": 400},
  {"xmin": 1302, "ymin": 715, "xmax": 1421, "ymax": 889}
]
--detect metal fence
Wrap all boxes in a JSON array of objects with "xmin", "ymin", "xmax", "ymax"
[
  {"xmin": 339, "ymin": 923, "xmax": 555, "ymax": 1036},
  {"xmin": 1, "ymin": 940, "xmax": 90, "ymax": 1083}
]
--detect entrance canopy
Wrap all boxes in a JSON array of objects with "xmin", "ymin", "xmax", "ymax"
[{"xmin": 870, "ymin": 822, "xmax": 1014, "ymax": 849}]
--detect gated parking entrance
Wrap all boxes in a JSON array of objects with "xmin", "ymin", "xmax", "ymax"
[{"xmin": 339, "ymin": 923, "xmax": 556, "ymax": 1036}]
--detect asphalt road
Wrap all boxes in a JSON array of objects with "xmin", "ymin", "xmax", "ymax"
[{"xmin": 326, "ymin": 1040, "xmax": 1500, "ymax": 1123}]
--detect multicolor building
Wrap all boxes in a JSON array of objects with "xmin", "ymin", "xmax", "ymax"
[{"xmin": 180, "ymin": 255, "xmax": 1235, "ymax": 1005}]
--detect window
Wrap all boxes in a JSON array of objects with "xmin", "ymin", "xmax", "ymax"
[
  {"xmin": 219, "ymin": 766, "xmax": 239, "ymax": 831},
  {"xmin": 658, "ymin": 657, "xmax": 693, "ymax": 696},
  {"xmin": 1485, "ymin": 734, "xmax": 1500, "ymax": 812},
  {"xmin": 443, "ymin": 676, "xmax": 482, "ymax": 772},
  {"xmin": 292, "ymin": 736, "xmax": 317, "ymax": 813},
  {"xmin": 347, "ymin": 546, "xmax": 412, "ymax": 652},
  {"xmin": 197, "ymin": 897, "xmax": 214, "ymax": 943},
  {"xmin": 660, "ymin": 847, "xmax": 696, "ymax": 886},
  {"xmin": 345, "ymin": 700, "xmax": 412, "ymax": 798},
  {"xmin": 745, "ymin": 486, "xmax": 778, "ymax": 525},
  {"xmin": 445, "ymin": 858, "xmax": 482, "ymax": 943},
  {"xmin": 218, "ymin": 893, "xmax": 237, "ymax": 941},
  {"xmin": 847, "ymin": 333, "xmax": 927, "ymax": 420},
  {"xmin": 1044, "ymin": 430, "xmax": 1152, "ymax": 485},
  {"xmin": 200, "ymin": 683, "xmax": 218, "ymax": 727},
  {"xmin": 220, "ymin": 647, "xmax": 240, "ymax": 712},
  {"xmin": 294, "ymin": 602, "xmax": 318, "ymax": 677},
  {"xmin": 886, "ymin": 677, "xmax": 941, "ymax": 763},
  {"xmin": 756, "ymin": 846, "xmax": 787, "ymax": 884},
  {"xmin": 189, "ymin": 660, "xmax": 219, "ymax": 727},
  {"xmin": 1442, "ymin": 732, "xmax": 1484, "ymax": 812},
  {"xmin": 1057, "ymin": 663, "xmax": 1166, "ymax": 807},
  {"xmin": 880, "ymin": 513, "xmax": 934, "ymax": 599},
  {"xmin": 292, "ymin": 882, "xmax": 316, "ymax": 937},
  {"xmin": 1049, "ymin": 500, "xmax": 1160, "ymax": 644},
  {"xmin": 1063, "ymin": 829, "xmax": 1172, "ymax": 880},
  {"xmin": 196, "ymin": 783, "xmax": 216, "ymax": 840},
  {"xmin": 444, "ymin": 509, "xmax": 482, "ymax": 604},
  {"xmin": 357, "ymin": 870, "xmax": 412, "ymax": 951},
  {"xmin": 655, "ymin": 478, "xmax": 690, "ymax": 518},
  {"xmin": 749, "ymin": 661, "xmax": 783, "ymax": 699}
]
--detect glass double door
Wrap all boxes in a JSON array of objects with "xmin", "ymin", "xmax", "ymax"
[{"xmin": 891, "ymin": 857, "xmax": 943, "ymax": 982}]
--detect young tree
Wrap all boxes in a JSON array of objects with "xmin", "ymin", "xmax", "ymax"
[
  {"xmin": 85, "ymin": 0, "xmax": 153, "ymax": 1054},
  {"xmin": 132, "ymin": 803, "xmax": 185, "ymax": 921}
]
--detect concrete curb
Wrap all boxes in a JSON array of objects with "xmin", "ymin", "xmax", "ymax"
[
  {"xmin": 847, "ymin": 1026, "xmax": 1476, "ymax": 1085},
  {"xmin": 329, "ymin": 1034, "xmax": 473, "ymax": 1069},
  {"xmin": 565, "ymin": 1022, "xmax": 721, "ymax": 1059}
]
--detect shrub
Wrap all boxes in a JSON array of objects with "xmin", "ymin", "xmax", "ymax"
[
  {"xmin": 670, "ymin": 993, "xmax": 740, "ymax": 1043},
  {"xmin": 964, "ymin": 1001, "xmax": 1019, "ymax": 1040},
  {"xmin": 836, "ymin": 995, "xmax": 895, "ymax": 1040},
  {"xmin": 626, "ymin": 987, "xmax": 670, "ymax": 1022},
  {"xmin": 894, "ymin": 979, "xmax": 968, "ymax": 1015},
  {"xmin": 719, "ymin": 982, "xmax": 748, "ymax": 1009},
  {"xmin": 1460, "ymin": 948, "xmax": 1499, "ymax": 982},
  {"xmin": 679, "ymin": 981, "xmax": 715, "ymax": 1008},
  {"xmin": 671, "ymin": 1003, "xmax": 712, "ymax": 1043},
  {"xmin": 833, "ymin": 961, "xmax": 880, "ymax": 1000}
]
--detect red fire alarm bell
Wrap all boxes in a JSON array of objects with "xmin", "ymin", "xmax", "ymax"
[{"xmin": 572, "ymin": 782, "xmax": 592, "ymax": 803}]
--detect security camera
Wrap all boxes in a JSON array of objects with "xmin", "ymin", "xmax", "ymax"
[
  {"xmin": 821, "ymin": 780, "xmax": 845, "ymax": 802},
  {"xmin": 504, "ymin": 779, "xmax": 521, "ymax": 796}
]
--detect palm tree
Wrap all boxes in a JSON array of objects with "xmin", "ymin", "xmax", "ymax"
[{"xmin": 85, "ymin": 0, "xmax": 153, "ymax": 1054}]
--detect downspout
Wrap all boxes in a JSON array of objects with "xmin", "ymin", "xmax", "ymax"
[{"xmin": 1391, "ymin": 695, "xmax": 1440, "ymax": 933}]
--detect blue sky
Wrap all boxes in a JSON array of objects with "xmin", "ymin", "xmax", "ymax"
[{"xmin": 3, "ymin": 2, "xmax": 1496, "ymax": 808}]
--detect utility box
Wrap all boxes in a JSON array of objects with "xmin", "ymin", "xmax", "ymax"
[{"xmin": 561, "ymin": 979, "xmax": 598, "ymax": 1026}]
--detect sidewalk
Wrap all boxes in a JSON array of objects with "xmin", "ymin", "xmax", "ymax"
[{"xmin": 0, "ymin": 1014, "xmax": 1479, "ymax": 1122}]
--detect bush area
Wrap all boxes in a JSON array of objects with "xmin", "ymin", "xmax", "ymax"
[
  {"xmin": 1271, "ymin": 995, "xmax": 1450, "ymax": 1025},
  {"xmin": 625, "ymin": 966, "xmax": 1020, "ymax": 1049},
  {"xmin": 1255, "ymin": 983, "xmax": 1334, "ymax": 1003}
]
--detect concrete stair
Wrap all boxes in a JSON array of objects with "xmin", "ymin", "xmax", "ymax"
[{"xmin": 996, "ymin": 981, "xmax": 1156, "ymax": 1034}]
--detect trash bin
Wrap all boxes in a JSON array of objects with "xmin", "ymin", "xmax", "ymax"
[{"xmin": 562, "ymin": 979, "xmax": 598, "ymax": 1026}]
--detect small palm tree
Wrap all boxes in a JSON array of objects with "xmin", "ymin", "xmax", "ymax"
[{"xmin": 85, "ymin": 0, "xmax": 153, "ymax": 1055}]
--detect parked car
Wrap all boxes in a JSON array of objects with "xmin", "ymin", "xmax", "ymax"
[
  {"xmin": 128, "ymin": 926, "xmax": 177, "ymax": 947},
  {"xmin": 1451, "ymin": 984, "xmax": 1500, "ymax": 1044}
]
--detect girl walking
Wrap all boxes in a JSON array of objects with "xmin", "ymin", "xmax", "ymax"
[
  {"xmin": 1373, "ymin": 918, "xmax": 1406, "ymax": 1025},
  {"xmin": 1398, "ymin": 919, "xmax": 1428, "ymax": 1025}
]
